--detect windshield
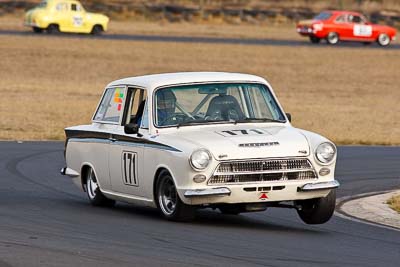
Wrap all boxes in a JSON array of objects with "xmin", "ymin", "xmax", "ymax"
[
  {"xmin": 314, "ymin": 12, "xmax": 332, "ymax": 21},
  {"xmin": 37, "ymin": 1, "xmax": 47, "ymax": 8},
  {"xmin": 154, "ymin": 83, "xmax": 286, "ymax": 127}
]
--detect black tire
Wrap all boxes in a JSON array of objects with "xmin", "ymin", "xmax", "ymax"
[
  {"xmin": 32, "ymin": 27, "xmax": 43, "ymax": 33},
  {"xmin": 309, "ymin": 36, "xmax": 321, "ymax": 44},
  {"xmin": 47, "ymin": 24, "xmax": 60, "ymax": 34},
  {"xmin": 296, "ymin": 189, "xmax": 336, "ymax": 225},
  {"xmin": 91, "ymin": 25, "xmax": 103, "ymax": 35},
  {"xmin": 156, "ymin": 170, "xmax": 195, "ymax": 221},
  {"xmin": 84, "ymin": 167, "xmax": 115, "ymax": 207},
  {"xmin": 377, "ymin": 33, "xmax": 390, "ymax": 46},
  {"xmin": 326, "ymin": 32, "xmax": 339, "ymax": 45},
  {"xmin": 219, "ymin": 204, "xmax": 244, "ymax": 215}
]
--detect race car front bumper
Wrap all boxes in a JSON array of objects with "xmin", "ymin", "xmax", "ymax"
[
  {"xmin": 180, "ymin": 180, "xmax": 340, "ymax": 205},
  {"xmin": 298, "ymin": 180, "xmax": 340, "ymax": 191},
  {"xmin": 184, "ymin": 187, "xmax": 231, "ymax": 198}
]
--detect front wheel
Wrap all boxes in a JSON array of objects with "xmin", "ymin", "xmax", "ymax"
[
  {"xmin": 32, "ymin": 27, "xmax": 43, "ymax": 33},
  {"xmin": 84, "ymin": 167, "xmax": 115, "ymax": 207},
  {"xmin": 377, "ymin": 33, "xmax": 391, "ymax": 46},
  {"xmin": 296, "ymin": 189, "xmax": 336, "ymax": 224},
  {"xmin": 326, "ymin": 32, "xmax": 339, "ymax": 45},
  {"xmin": 309, "ymin": 36, "xmax": 321, "ymax": 44},
  {"xmin": 156, "ymin": 170, "xmax": 195, "ymax": 221},
  {"xmin": 47, "ymin": 24, "xmax": 60, "ymax": 34}
]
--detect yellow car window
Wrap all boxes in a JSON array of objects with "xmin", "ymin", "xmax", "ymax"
[{"xmin": 56, "ymin": 3, "xmax": 68, "ymax": 12}]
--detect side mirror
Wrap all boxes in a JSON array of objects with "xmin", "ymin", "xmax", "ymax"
[
  {"xmin": 124, "ymin": 123, "xmax": 139, "ymax": 134},
  {"xmin": 285, "ymin": 113, "xmax": 292, "ymax": 122}
]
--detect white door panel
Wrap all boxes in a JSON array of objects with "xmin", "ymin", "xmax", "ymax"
[{"xmin": 109, "ymin": 128, "xmax": 145, "ymax": 196}]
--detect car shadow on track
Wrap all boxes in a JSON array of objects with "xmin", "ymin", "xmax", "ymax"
[{"xmin": 107, "ymin": 202, "xmax": 326, "ymax": 234}]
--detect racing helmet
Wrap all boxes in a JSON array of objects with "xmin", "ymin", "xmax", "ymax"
[{"xmin": 156, "ymin": 89, "xmax": 177, "ymax": 114}]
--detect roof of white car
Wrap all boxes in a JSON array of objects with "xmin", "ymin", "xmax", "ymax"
[{"xmin": 106, "ymin": 72, "xmax": 268, "ymax": 91}]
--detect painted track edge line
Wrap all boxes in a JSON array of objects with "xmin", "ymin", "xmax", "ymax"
[{"xmin": 335, "ymin": 190, "xmax": 400, "ymax": 232}]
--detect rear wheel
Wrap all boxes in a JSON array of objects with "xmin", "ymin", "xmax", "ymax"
[
  {"xmin": 156, "ymin": 170, "xmax": 195, "ymax": 221},
  {"xmin": 309, "ymin": 36, "xmax": 321, "ymax": 44},
  {"xmin": 296, "ymin": 189, "xmax": 336, "ymax": 224},
  {"xmin": 84, "ymin": 167, "xmax": 115, "ymax": 207},
  {"xmin": 47, "ymin": 24, "xmax": 60, "ymax": 34},
  {"xmin": 326, "ymin": 32, "xmax": 339, "ymax": 45},
  {"xmin": 377, "ymin": 33, "xmax": 390, "ymax": 46},
  {"xmin": 32, "ymin": 27, "xmax": 43, "ymax": 33}
]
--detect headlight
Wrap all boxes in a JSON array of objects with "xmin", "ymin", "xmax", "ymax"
[
  {"xmin": 190, "ymin": 149, "xmax": 211, "ymax": 170},
  {"xmin": 315, "ymin": 142, "xmax": 336, "ymax": 164},
  {"xmin": 312, "ymin": 23, "xmax": 323, "ymax": 31}
]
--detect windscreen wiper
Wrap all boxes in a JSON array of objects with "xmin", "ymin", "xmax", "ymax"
[
  {"xmin": 176, "ymin": 119, "xmax": 231, "ymax": 128},
  {"xmin": 233, "ymin": 118, "xmax": 286, "ymax": 124}
]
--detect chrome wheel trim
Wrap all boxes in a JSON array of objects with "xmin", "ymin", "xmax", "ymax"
[
  {"xmin": 378, "ymin": 34, "xmax": 390, "ymax": 46},
  {"xmin": 327, "ymin": 32, "xmax": 338, "ymax": 44},
  {"xmin": 87, "ymin": 169, "xmax": 98, "ymax": 200},
  {"xmin": 158, "ymin": 177, "xmax": 177, "ymax": 215}
]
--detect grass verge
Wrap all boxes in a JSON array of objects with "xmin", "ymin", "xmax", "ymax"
[
  {"xmin": 0, "ymin": 33, "xmax": 399, "ymax": 144},
  {"xmin": 387, "ymin": 195, "xmax": 400, "ymax": 213}
]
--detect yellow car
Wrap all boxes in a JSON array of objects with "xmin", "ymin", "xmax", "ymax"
[{"xmin": 24, "ymin": 0, "xmax": 109, "ymax": 34}]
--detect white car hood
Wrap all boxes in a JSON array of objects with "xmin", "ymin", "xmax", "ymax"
[{"xmin": 167, "ymin": 125, "xmax": 310, "ymax": 160}]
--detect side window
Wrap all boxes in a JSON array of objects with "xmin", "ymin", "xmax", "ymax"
[
  {"xmin": 140, "ymin": 101, "xmax": 149, "ymax": 129},
  {"xmin": 94, "ymin": 87, "xmax": 126, "ymax": 123},
  {"xmin": 56, "ymin": 3, "xmax": 68, "ymax": 11},
  {"xmin": 125, "ymin": 88, "xmax": 147, "ymax": 127},
  {"xmin": 335, "ymin": 15, "xmax": 346, "ymax": 23},
  {"xmin": 71, "ymin": 3, "xmax": 77, "ymax": 11},
  {"xmin": 352, "ymin": 15, "xmax": 362, "ymax": 24}
]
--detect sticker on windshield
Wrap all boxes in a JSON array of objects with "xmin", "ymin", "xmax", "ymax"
[
  {"xmin": 114, "ymin": 89, "xmax": 124, "ymax": 111},
  {"xmin": 353, "ymin": 25, "xmax": 372, "ymax": 37}
]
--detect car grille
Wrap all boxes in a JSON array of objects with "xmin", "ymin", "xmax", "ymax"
[{"xmin": 208, "ymin": 158, "xmax": 317, "ymax": 185}]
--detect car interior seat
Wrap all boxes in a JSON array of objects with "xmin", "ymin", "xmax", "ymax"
[{"xmin": 206, "ymin": 95, "xmax": 245, "ymax": 120}]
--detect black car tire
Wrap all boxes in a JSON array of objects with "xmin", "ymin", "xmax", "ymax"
[
  {"xmin": 326, "ymin": 32, "xmax": 339, "ymax": 45},
  {"xmin": 377, "ymin": 33, "xmax": 391, "ymax": 46},
  {"xmin": 47, "ymin": 24, "xmax": 60, "ymax": 34},
  {"xmin": 309, "ymin": 36, "xmax": 321, "ymax": 44},
  {"xmin": 156, "ymin": 170, "xmax": 195, "ymax": 221},
  {"xmin": 296, "ymin": 189, "xmax": 336, "ymax": 225},
  {"xmin": 33, "ymin": 27, "xmax": 43, "ymax": 33},
  {"xmin": 84, "ymin": 167, "xmax": 115, "ymax": 207},
  {"xmin": 91, "ymin": 25, "xmax": 103, "ymax": 35}
]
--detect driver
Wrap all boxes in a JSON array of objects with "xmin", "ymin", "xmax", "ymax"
[{"xmin": 156, "ymin": 89, "xmax": 177, "ymax": 126}]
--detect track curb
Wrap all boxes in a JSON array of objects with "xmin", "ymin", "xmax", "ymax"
[{"xmin": 335, "ymin": 190, "xmax": 400, "ymax": 232}]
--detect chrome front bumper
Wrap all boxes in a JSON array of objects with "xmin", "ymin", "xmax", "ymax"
[
  {"xmin": 184, "ymin": 187, "xmax": 231, "ymax": 198},
  {"xmin": 298, "ymin": 180, "xmax": 340, "ymax": 192},
  {"xmin": 184, "ymin": 180, "xmax": 339, "ymax": 199}
]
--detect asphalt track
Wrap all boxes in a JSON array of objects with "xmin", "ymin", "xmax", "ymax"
[
  {"xmin": 1, "ymin": 30, "xmax": 400, "ymax": 49},
  {"xmin": 0, "ymin": 142, "xmax": 399, "ymax": 267}
]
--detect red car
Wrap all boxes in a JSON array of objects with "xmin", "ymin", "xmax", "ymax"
[{"xmin": 297, "ymin": 10, "xmax": 397, "ymax": 46}]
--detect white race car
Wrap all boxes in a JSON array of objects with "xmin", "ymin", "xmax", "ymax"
[{"xmin": 61, "ymin": 72, "xmax": 339, "ymax": 223}]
